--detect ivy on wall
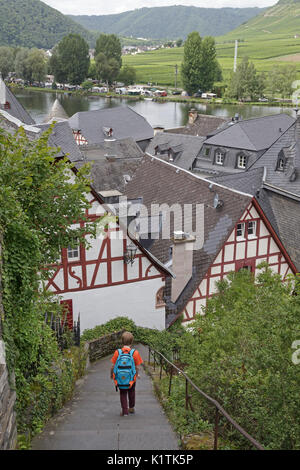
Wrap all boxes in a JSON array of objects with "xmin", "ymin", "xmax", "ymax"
[{"xmin": 0, "ymin": 124, "xmax": 96, "ymax": 438}]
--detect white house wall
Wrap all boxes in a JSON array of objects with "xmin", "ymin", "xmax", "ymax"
[
  {"xmin": 182, "ymin": 201, "xmax": 294, "ymax": 325},
  {"xmin": 46, "ymin": 190, "xmax": 166, "ymax": 330}
]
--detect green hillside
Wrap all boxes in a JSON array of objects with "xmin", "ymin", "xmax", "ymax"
[
  {"xmin": 122, "ymin": 0, "xmax": 300, "ymax": 87},
  {"xmin": 69, "ymin": 6, "xmax": 263, "ymax": 40},
  {"xmin": 0, "ymin": 0, "xmax": 96, "ymax": 49},
  {"xmin": 220, "ymin": 0, "xmax": 300, "ymax": 41}
]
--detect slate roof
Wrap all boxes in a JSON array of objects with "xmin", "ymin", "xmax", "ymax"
[
  {"xmin": 165, "ymin": 113, "xmax": 230, "ymax": 137},
  {"xmin": 124, "ymin": 154, "xmax": 252, "ymax": 326},
  {"xmin": 210, "ymin": 168, "xmax": 300, "ymax": 272},
  {"xmin": 35, "ymin": 121, "xmax": 84, "ymax": 162},
  {"xmin": 68, "ymin": 106, "xmax": 154, "ymax": 144},
  {"xmin": 0, "ymin": 78, "xmax": 35, "ymax": 125},
  {"xmin": 74, "ymin": 137, "xmax": 144, "ymax": 193},
  {"xmin": 204, "ymin": 114, "xmax": 295, "ymax": 151},
  {"xmin": 249, "ymin": 120, "xmax": 300, "ymax": 197},
  {"xmin": 145, "ymin": 132, "xmax": 205, "ymax": 171}
]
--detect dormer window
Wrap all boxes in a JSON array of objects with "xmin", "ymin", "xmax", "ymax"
[
  {"xmin": 276, "ymin": 150, "xmax": 286, "ymax": 172},
  {"xmin": 237, "ymin": 154, "xmax": 247, "ymax": 169},
  {"xmin": 103, "ymin": 127, "xmax": 113, "ymax": 137},
  {"xmin": 215, "ymin": 150, "xmax": 225, "ymax": 166},
  {"xmin": 204, "ymin": 147, "xmax": 210, "ymax": 157}
]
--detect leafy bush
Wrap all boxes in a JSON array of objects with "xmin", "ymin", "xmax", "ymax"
[
  {"xmin": 81, "ymin": 316, "xmax": 137, "ymax": 342},
  {"xmin": 180, "ymin": 266, "xmax": 300, "ymax": 450}
]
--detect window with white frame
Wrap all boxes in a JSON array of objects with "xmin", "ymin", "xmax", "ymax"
[
  {"xmin": 247, "ymin": 220, "xmax": 257, "ymax": 237},
  {"xmin": 237, "ymin": 154, "xmax": 247, "ymax": 169},
  {"xmin": 215, "ymin": 151, "xmax": 225, "ymax": 165},
  {"xmin": 67, "ymin": 241, "xmax": 80, "ymax": 260},
  {"xmin": 236, "ymin": 222, "xmax": 245, "ymax": 239}
]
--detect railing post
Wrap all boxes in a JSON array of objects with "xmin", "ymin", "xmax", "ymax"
[
  {"xmin": 168, "ymin": 366, "xmax": 173, "ymax": 396},
  {"xmin": 148, "ymin": 346, "xmax": 151, "ymax": 364},
  {"xmin": 159, "ymin": 357, "xmax": 163, "ymax": 380},
  {"xmin": 153, "ymin": 351, "xmax": 156, "ymax": 371},
  {"xmin": 185, "ymin": 378, "xmax": 189, "ymax": 411},
  {"xmin": 214, "ymin": 407, "xmax": 220, "ymax": 450}
]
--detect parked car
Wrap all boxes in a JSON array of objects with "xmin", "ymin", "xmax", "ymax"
[
  {"xmin": 115, "ymin": 87, "xmax": 128, "ymax": 95},
  {"xmin": 172, "ymin": 90, "xmax": 181, "ymax": 95},
  {"xmin": 258, "ymin": 97, "xmax": 268, "ymax": 102},
  {"xmin": 154, "ymin": 90, "xmax": 167, "ymax": 97}
]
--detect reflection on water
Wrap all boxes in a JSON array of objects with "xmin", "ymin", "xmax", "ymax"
[{"xmin": 14, "ymin": 89, "xmax": 296, "ymax": 129}]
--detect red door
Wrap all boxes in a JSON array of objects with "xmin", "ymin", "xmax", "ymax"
[{"xmin": 60, "ymin": 299, "xmax": 73, "ymax": 330}]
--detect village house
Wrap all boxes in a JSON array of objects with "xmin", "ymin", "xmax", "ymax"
[
  {"xmin": 124, "ymin": 155, "xmax": 298, "ymax": 327},
  {"xmin": 191, "ymin": 113, "xmax": 295, "ymax": 177},
  {"xmin": 0, "ymin": 81, "xmax": 173, "ymax": 331},
  {"xmin": 68, "ymin": 106, "xmax": 154, "ymax": 152}
]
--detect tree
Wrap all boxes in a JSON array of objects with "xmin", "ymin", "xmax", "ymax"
[
  {"xmin": 95, "ymin": 34, "xmax": 122, "ymax": 68},
  {"xmin": 268, "ymin": 65, "xmax": 297, "ymax": 99},
  {"xmin": 181, "ymin": 32, "xmax": 221, "ymax": 95},
  {"xmin": 117, "ymin": 65, "xmax": 137, "ymax": 86},
  {"xmin": 226, "ymin": 56, "xmax": 266, "ymax": 101},
  {"xmin": 50, "ymin": 34, "xmax": 90, "ymax": 85},
  {"xmin": 26, "ymin": 48, "xmax": 48, "ymax": 83},
  {"xmin": 14, "ymin": 47, "xmax": 30, "ymax": 80},
  {"xmin": 176, "ymin": 38, "xmax": 183, "ymax": 48},
  {"xmin": 95, "ymin": 53, "xmax": 120, "ymax": 86},
  {"xmin": 0, "ymin": 46, "xmax": 14, "ymax": 79},
  {"xmin": 95, "ymin": 34, "xmax": 122, "ymax": 85}
]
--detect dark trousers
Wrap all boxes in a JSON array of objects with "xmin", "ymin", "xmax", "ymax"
[{"xmin": 120, "ymin": 382, "xmax": 136, "ymax": 414}]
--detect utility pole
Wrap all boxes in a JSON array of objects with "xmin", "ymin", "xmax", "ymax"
[{"xmin": 234, "ymin": 40, "xmax": 238, "ymax": 73}]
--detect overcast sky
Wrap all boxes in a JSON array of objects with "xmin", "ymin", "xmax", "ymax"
[{"xmin": 43, "ymin": 0, "xmax": 277, "ymax": 16}]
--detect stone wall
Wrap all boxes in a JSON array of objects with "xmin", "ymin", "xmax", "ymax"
[
  {"xmin": 87, "ymin": 329, "xmax": 126, "ymax": 363},
  {"xmin": 0, "ymin": 237, "xmax": 18, "ymax": 450}
]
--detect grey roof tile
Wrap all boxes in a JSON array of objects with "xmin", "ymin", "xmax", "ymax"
[
  {"xmin": 124, "ymin": 155, "xmax": 252, "ymax": 322},
  {"xmin": 0, "ymin": 78, "xmax": 35, "ymax": 125},
  {"xmin": 205, "ymin": 114, "xmax": 295, "ymax": 151},
  {"xmin": 146, "ymin": 132, "xmax": 205, "ymax": 170},
  {"xmin": 68, "ymin": 106, "xmax": 154, "ymax": 144}
]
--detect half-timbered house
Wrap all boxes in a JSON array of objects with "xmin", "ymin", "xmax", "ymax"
[
  {"xmin": 124, "ymin": 155, "xmax": 298, "ymax": 327},
  {"xmin": 0, "ymin": 99, "xmax": 173, "ymax": 332}
]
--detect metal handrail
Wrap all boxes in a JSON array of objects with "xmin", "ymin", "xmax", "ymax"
[{"xmin": 147, "ymin": 346, "xmax": 264, "ymax": 451}]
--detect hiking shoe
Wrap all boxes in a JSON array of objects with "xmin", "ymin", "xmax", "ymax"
[
  {"xmin": 129, "ymin": 408, "xmax": 135, "ymax": 414},
  {"xmin": 120, "ymin": 411, "xmax": 128, "ymax": 417}
]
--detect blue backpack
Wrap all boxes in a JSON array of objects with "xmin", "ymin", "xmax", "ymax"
[{"xmin": 113, "ymin": 348, "xmax": 136, "ymax": 390}]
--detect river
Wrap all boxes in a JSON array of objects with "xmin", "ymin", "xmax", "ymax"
[{"xmin": 14, "ymin": 89, "xmax": 296, "ymax": 128}]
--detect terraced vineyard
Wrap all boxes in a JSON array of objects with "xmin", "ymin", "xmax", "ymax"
[{"xmin": 123, "ymin": 0, "xmax": 300, "ymax": 87}]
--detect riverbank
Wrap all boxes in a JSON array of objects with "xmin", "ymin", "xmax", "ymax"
[{"xmin": 10, "ymin": 85, "xmax": 295, "ymax": 108}]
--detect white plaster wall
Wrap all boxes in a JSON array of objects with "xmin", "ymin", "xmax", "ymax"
[{"xmin": 59, "ymin": 277, "xmax": 166, "ymax": 332}]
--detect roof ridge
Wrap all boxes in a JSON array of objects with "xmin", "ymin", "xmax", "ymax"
[
  {"xmin": 247, "ymin": 120, "xmax": 297, "ymax": 171},
  {"xmin": 144, "ymin": 153, "xmax": 253, "ymax": 198}
]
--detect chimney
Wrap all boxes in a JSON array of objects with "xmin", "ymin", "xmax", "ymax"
[
  {"xmin": 188, "ymin": 109, "xmax": 198, "ymax": 125},
  {"xmin": 171, "ymin": 231, "xmax": 195, "ymax": 303},
  {"xmin": 295, "ymin": 109, "xmax": 300, "ymax": 142}
]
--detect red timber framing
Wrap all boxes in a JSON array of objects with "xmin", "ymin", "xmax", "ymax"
[
  {"xmin": 73, "ymin": 130, "xmax": 88, "ymax": 146},
  {"xmin": 45, "ymin": 191, "xmax": 167, "ymax": 295},
  {"xmin": 181, "ymin": 198, "xmax": 297, "ymax": 324}
]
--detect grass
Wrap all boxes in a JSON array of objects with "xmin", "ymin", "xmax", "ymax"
[{"xmin": 122, "ymin": 2, "xmax": 300, "ymax": 88}]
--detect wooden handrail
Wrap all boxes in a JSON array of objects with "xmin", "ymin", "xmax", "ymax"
[{"xmin": 147, "ymin": 346, "xmax": 264, "ymax": 451}]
